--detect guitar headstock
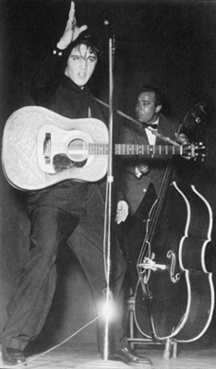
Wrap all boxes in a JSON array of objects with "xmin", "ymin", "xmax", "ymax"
[{"xmin": 182, "ymin": 142, "xmax": 207, "ymax": 161}]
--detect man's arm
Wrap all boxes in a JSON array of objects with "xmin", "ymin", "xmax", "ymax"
[{"xmin": 30, "ymin": 1, "xmax": 87, "ymax": 106}]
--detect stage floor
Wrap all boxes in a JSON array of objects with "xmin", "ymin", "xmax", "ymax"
[{"xmin": 1, "ymin": 341, "xmax": 216, "ymax": 369}]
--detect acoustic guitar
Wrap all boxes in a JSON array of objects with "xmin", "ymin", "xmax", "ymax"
[{"xmin": 2, "ymin": 106, "xmax": 206, "ymax": 191}]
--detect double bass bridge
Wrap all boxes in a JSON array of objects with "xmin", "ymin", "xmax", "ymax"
[
  {"xmin": 138, "ymin": 253, "xmax": 166, "ymax": 283},
  {"xmin": 139, "ymin": 256, "xmax": 166, "ymax": 271},
  {"xmin": 138, "ymin": 250, "xmax": 180, "ymax": 284}
]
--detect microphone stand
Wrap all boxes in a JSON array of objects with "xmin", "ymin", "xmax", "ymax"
[{"xmin": 103, "ymin": 34, "xmax": 115, "ymax": 361}]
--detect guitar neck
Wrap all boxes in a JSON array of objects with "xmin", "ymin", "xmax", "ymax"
[
  {"xmin": 88, "ymin": 143, "xmax": 183, "ymax": 156},
  {"xmin": 115, "ymin": 144, "xmax": 182, "ymax": 156}
]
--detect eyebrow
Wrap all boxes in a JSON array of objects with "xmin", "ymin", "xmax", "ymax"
[
  {"xmin": 138, "ymin": 98, "xmax": 150, "ymax": 103},
  {"xmin": 71, "ymin": 53, "xmax": 97, "ymax": 60}
]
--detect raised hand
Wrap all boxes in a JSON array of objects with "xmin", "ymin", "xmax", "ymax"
[{"xmin": 57, "ymin": 1, "xmax": 88, "ymax": 50}]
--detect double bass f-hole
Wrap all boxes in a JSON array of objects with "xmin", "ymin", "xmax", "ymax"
[{"xmin": 167, "ymin": 250, "xmax": 181, "ymax": 283}]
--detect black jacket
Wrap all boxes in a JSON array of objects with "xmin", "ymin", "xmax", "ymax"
[
  {"xmin": 29, "ymin": 50, "xmax": 107, "ymax": 210},
  {"xmin": 118, "ymin": 114, "xmax": 180, "ymax": 215}
]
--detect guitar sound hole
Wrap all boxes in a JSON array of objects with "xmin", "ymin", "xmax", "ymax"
[{"xmin": 67, "ymin": 139, "xmax": 87, "ymax": 162}]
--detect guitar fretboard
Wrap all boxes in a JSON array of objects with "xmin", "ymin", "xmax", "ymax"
[{"xmin": 87, "ymin": 143, "xmax": 183, "ymax": 156}]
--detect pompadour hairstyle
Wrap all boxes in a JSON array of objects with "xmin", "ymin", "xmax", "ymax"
[{"xmin": 69, "ymin": 30, "xmax": 103, "ymax": 57}]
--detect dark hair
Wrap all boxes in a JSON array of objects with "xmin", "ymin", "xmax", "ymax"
[
  {"xmin": 69, "ymin": 30, "xmax": 103, "ymax": 57},
  {"xmin": 140, "ymin": 85, "xmax": 164, "ymax": 107}
]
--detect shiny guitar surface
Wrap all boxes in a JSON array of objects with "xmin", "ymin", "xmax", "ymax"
[{"xmin": 2, "ymin": 106, "xmax": 206, "ymax": 191}]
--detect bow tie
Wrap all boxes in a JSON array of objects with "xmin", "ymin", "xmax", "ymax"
[{"xmin": 143, "ymin": 124, "xmax": 158, "ymax": 130}]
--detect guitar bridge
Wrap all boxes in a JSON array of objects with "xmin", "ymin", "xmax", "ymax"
[{"xmin": 43, "ymin": 133, "xmax": 51, "ymax": 164}]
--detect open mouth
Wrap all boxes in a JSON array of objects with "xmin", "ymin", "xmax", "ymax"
[{"xmin": 78, "ymin": 73, "xmax": 87, "ymax": 79}]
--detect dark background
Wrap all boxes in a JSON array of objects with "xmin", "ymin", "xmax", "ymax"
[{"xmin": 1, "ymin": 0, "xmax": 216, "ymax": 349}]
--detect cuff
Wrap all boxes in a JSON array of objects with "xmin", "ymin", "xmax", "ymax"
[{"xmin": 52, "ymin": 47, "xmax": 64, "ymax": 56}]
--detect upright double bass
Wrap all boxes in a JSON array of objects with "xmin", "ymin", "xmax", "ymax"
[{"xmin": 133, "ymin": 104, "xmax": 214, "ymax": 343}]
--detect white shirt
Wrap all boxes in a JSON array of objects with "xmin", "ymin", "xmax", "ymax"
[{"xmin": 145, "ymin": 118, "xmax": 159, "ymax": 145}]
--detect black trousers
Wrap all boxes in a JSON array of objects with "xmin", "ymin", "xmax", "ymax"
[
  {"xmin": 119, "ymin": 183, "xmax": 157, "ymax": 292},
  {"xmin": 2, "ymin": 183, "xmax": 127, "ymax": 354}
]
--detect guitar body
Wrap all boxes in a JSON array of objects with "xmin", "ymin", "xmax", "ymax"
[{"xmin": 2, "ymin": 106, "xmax": 108, "ymax": 190}]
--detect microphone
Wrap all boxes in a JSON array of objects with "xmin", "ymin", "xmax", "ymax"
[
  {"xmin": 104, "ymin": 19, "xmax": 111, "ymax": 27},
  {"xmin": 102, "ymin": 16, "xmax": 114, "ymax": 38}
]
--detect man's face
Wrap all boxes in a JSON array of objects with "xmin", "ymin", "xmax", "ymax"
[
  {"xmin": 65, "ymin": 44, "xmax": 97, "ymax": 88},
  {"xmin": 135, "ymin": 91, "xmax": 161, "ymax": 125}
]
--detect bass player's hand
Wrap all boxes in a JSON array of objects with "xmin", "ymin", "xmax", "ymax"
[{"xmin": 115, "ymin": 200, "xmax": 129, "ymax": 224}]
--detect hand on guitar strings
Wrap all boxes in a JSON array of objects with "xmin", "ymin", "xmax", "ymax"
[
  {"xmin": 175, "ymin": 133, "xmax": 190, "ymax": 146},
  {"xmin": 175, "ymin": 133, "xmax": 191, "ymax": 160},
  {"xmin": 57, "ymin": 1, "xmax": 88, "ymax": 50}
]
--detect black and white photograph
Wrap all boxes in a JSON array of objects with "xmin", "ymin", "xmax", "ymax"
[{"xmin": 0, "ymin": 0, "xmax": 216, "ymax": 368}]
